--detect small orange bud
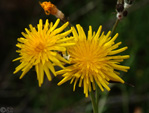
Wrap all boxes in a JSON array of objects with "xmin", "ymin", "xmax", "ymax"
[
  {"xmin": 40, "ymin": 1, "xmax": 65, "ymax": 20},
  {"xmin": 40, "ymin": 1, "xmax": 58, "ymax": 15}
]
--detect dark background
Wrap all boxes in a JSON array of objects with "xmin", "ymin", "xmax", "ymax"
[{"xmin": 0, "ymin": 0, "xmax": 149, "ymax": 113}]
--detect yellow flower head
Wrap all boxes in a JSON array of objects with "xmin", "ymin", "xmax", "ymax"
[
  {"xmin": 13, "ymin": 19, "xmax": 75, "ymax": 87},
  {"xmin": 56, "ymin": 25, "xmax": 130, "ymax": 97}
]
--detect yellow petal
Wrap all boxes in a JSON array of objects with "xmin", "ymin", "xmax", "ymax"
[
  {"xmin": 109, "ymin": 47, "xmax": 128, "ymax": 55},
  {"xmin": 43, "ymin": 64, "xmax": 52, "ymax": 81}
]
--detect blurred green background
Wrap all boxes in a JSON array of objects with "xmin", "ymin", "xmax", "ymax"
[{"xmin": 0, "ymin": 0, "xmax": 149, "ymax": 113}]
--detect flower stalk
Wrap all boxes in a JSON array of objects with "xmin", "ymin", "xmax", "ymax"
[
  {"xmin": 90, "ymin": 90, "xmax": 98, "ymax": 113},
  {"xmin": 95, "ymin": 83, "xmax": 100, "ymax": 107},
  {"xmin": 111, "ymin": 19, "xmax": 119, "ymax": 37}
]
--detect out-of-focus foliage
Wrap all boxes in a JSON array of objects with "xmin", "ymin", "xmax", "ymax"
[{"xmin": 0, "ymin": 0, "xmax": 148, "ymax": 113}]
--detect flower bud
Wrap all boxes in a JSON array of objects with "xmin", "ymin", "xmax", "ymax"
[
  {"xmin": 40, "ymin": 1, "xmax": 65, "ymax": 20},
  {"xmin": 116, "ymin": 4, "xmax": 124, "ymax": 12},
  {"xmin": 123, "ymin": 10, "xmax": 128, "ymax": 17},
  {"xmin": 116, "ymin": 12, "xmax": 123, "ymax": 20}
]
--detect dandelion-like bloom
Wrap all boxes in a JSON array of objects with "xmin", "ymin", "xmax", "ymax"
[
  {"xmin": 13, "ymin": 19, "xmax": 75, "ymax": 87},
  {"xmin": 56, "ymin": 25, "xmax": 130, "ymax": 97}
]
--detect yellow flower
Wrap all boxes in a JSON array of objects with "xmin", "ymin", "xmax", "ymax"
[
  {"xmin": 56, "ymin": 25, "xmax": 130, "ymax": 97},
  {"xmin": 13, "ymin": 19, "xmax": 75, "ymax": 87}
]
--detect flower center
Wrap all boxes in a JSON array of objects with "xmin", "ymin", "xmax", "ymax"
[
  {"xmin": 34, "ymin": 42, "xmax": 45, "ymax": 53},
  {"xmin": 70, "ymin": 42, "xmax": 99, "ymax": 71}
]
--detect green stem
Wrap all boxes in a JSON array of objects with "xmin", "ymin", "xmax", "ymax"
[
  {"xmin": 95, "ymin": 83, "xmax": 100, "ymax": 107},
  {"xmin": 111, "ymin": 19, "xmax": 119, "ymax": 37},
  {"xmin": 90, "ymin": 90, "xmax": 98, "ymax": 113},
  {"xmin": 98, "ymin": 91, "xmax": 109, "ymax": 113}
]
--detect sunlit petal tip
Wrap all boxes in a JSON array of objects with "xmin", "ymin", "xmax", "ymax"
[
  {"xmin": 19, "ymin": 76, "xmax": 23, "ymax": 79},
  {"xmin": 25, "ymin": 28, "xmax": 29, "ymax": 33},
  {"xmin": 45, "ymin": 19, "xmax": 49, "ymax": 23},
  {"xmin": 13, "ymin": 71, "xmax": 17, "ymax": 74},
  {"xmin": 56, "ymin": 18, "xmax": 60, "ymax": 23},
  {"xmin": 115, "ymin": 33, "xmax": 119, "ymax": 37},
  {"xmin": 121, "ymin": 79, "xmax": 125, "ymax": 84},
  {"xmin": 76, "ymin": 24, "xmax": 80, "ymax": 27},
  {"xmin": 12, "ymin": 58, "xmax": 18, "ymax": 62},
  {"xmin": 29, "ymin": 24, "xmax": 32, "ymax": 28},
  {"xmin": 126, "ymin": 55, "xmax": 130, "ymax": 59},
  {"xmin": 21, "ymin": 32, "xmax": 25, "ymax": 36},
  {"xmin": 106, "ymin": 31, "xmax": 111, "ymax": 37},
  {"xmin": 65, "ymin": 21, "xmax": 69, "ymax": 26},
  {"xmin": 99, "ymin": 25, "xmax": 102, "ymax": 29},
  {"xmin": 39, "ymin": 83, "xmax": 42, "ymax": 87},
  {"xmin": 71, "ymin": 26, "xmax": 75, "ymax": 31},
  {"xmin": 57, "ymin": 82, "xmax": 62, "ymax": 86},
  {"xmin": 98, "ymin": 25, "xmax": 102, "ymax": 32},
  {"xmin": 39, "ymin": 19, "xmax": 42, "ymax": 23},
  {"xmin": 101, "ymin": 88, "xmax": 104, "ymax": 92},
  {"xmin": 85, "ymin": 94, "xmax": 88, "ymax": 98},
  {"xmin": 108, "ymin": 88, "xmax": 111, "ymax": 91},
  {"xmin": 127, "ymin": 66, "xmax": 130, "ymax": 69}
]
